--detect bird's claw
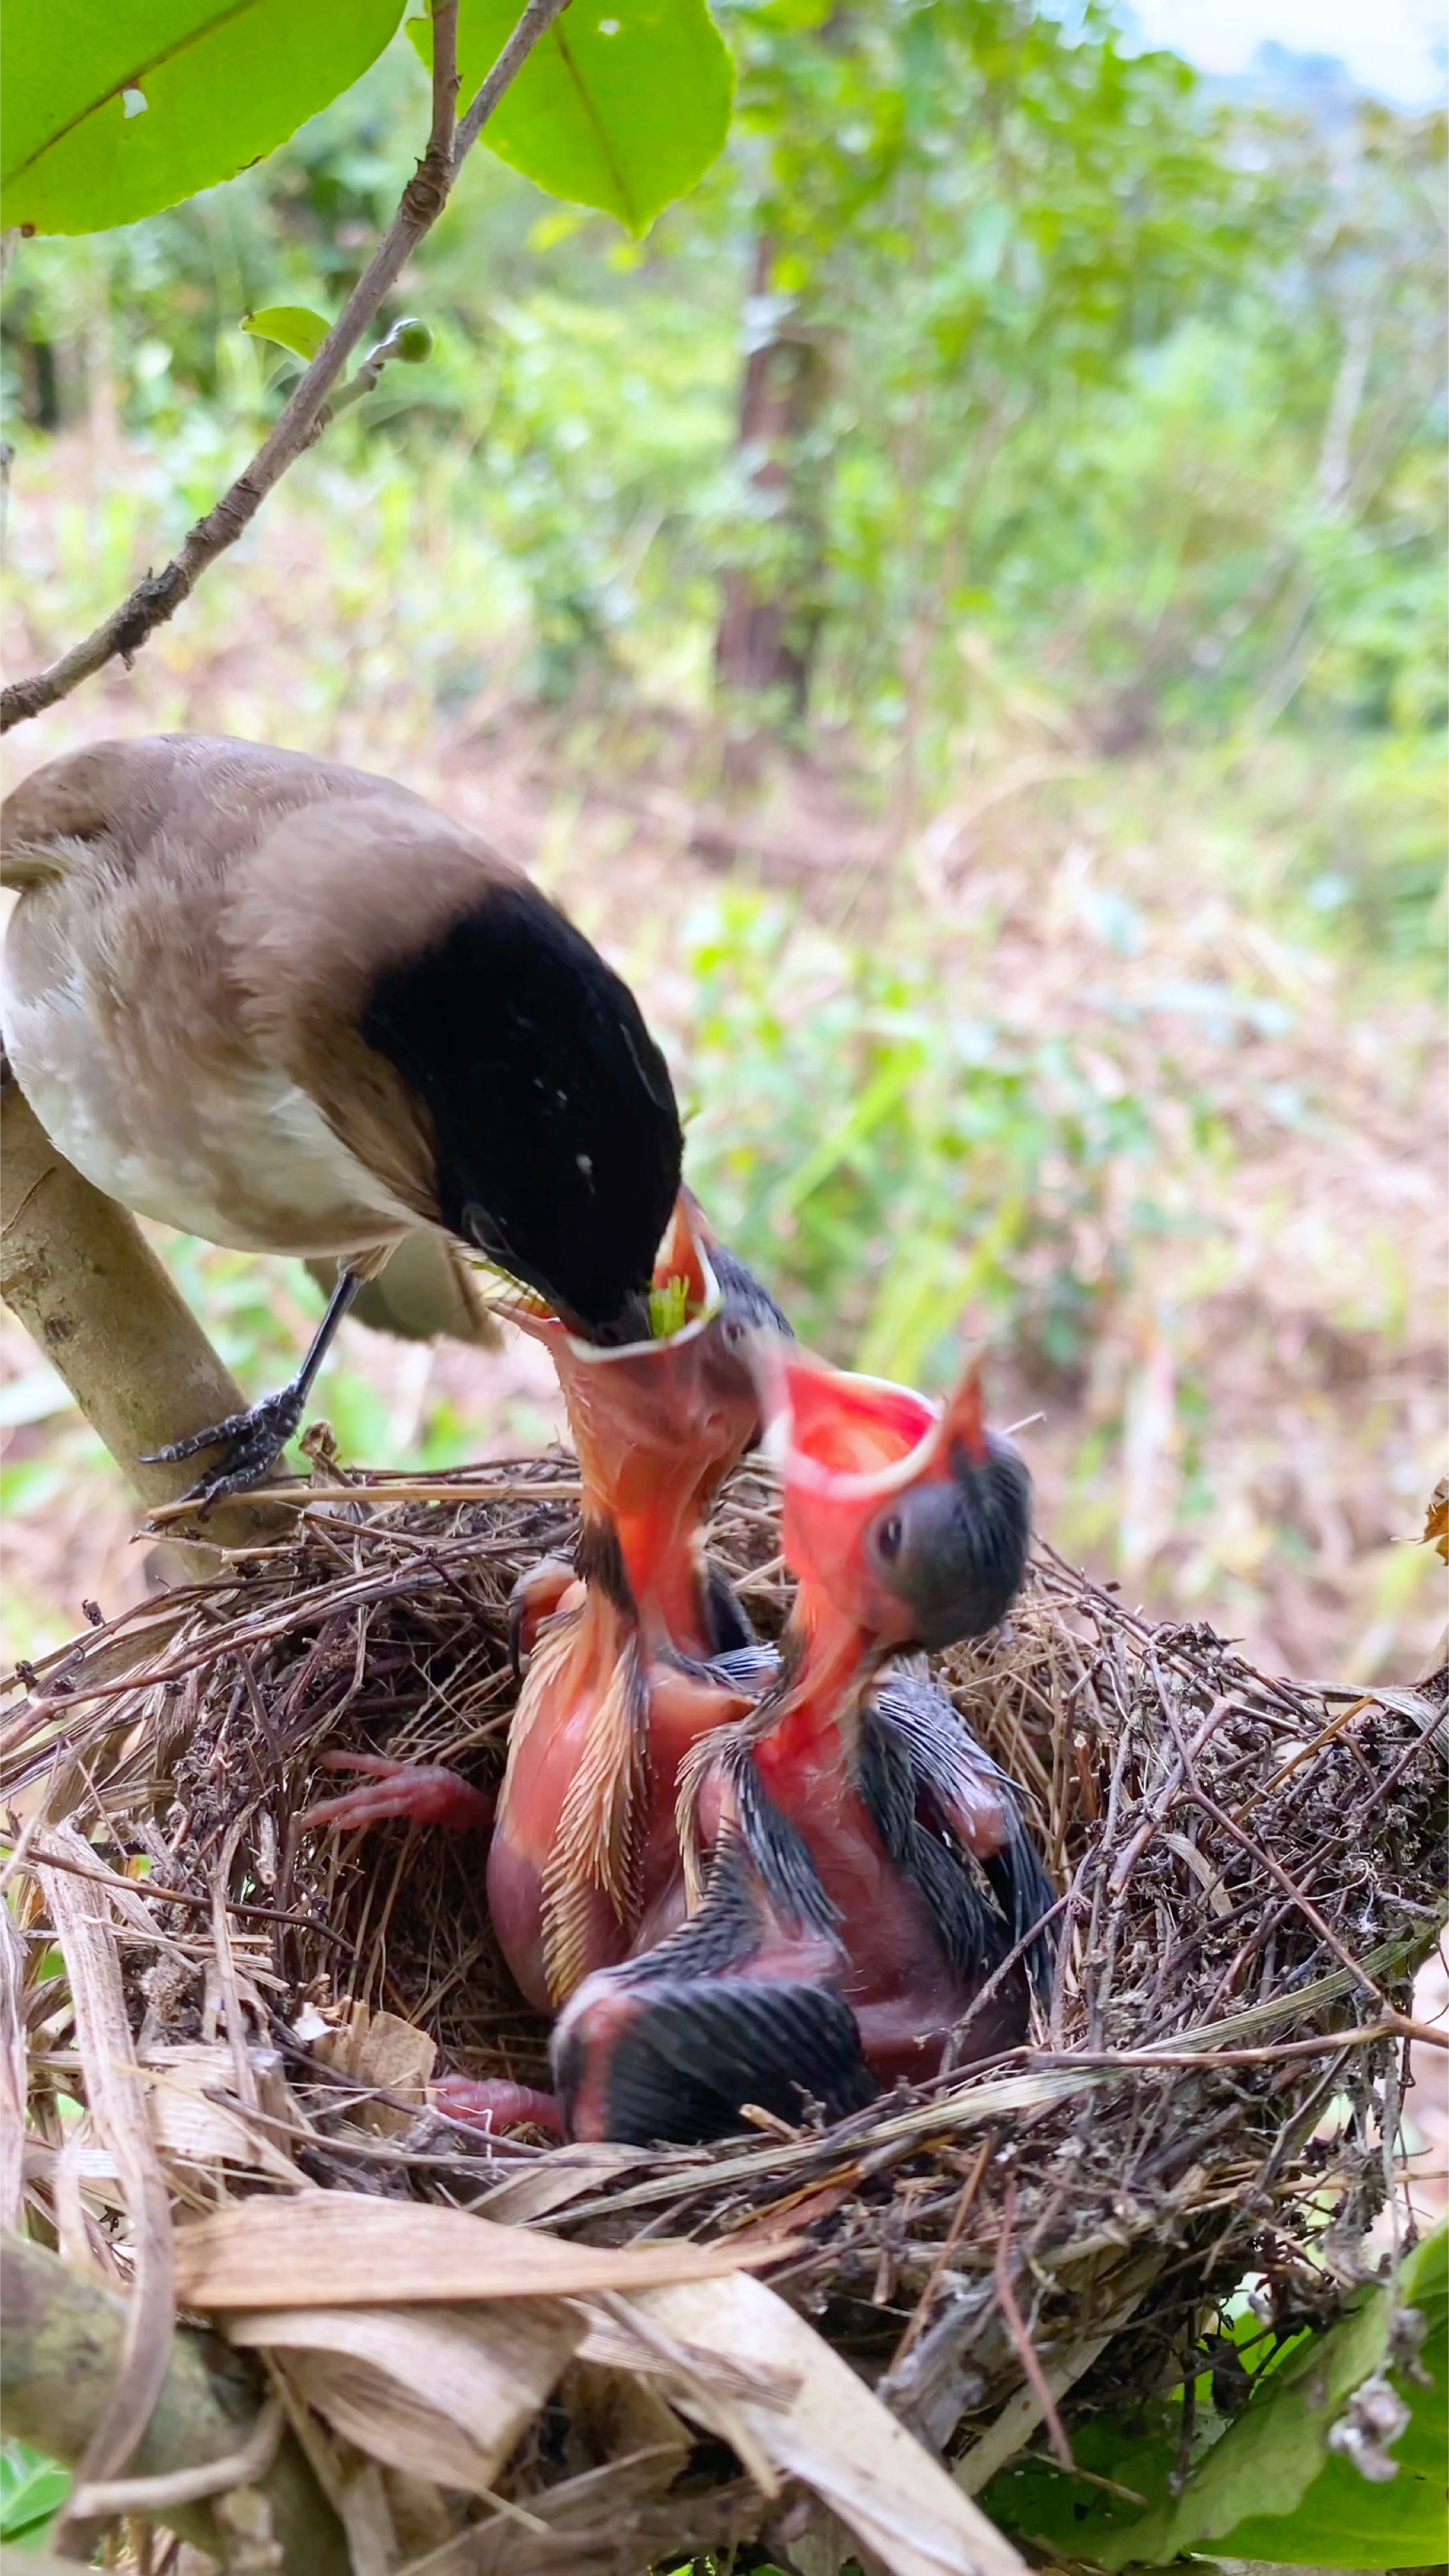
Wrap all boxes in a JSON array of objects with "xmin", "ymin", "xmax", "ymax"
[
  {"xmin": 141, "ymin": 1385, "xmax": 307, "ymax": 1506},
  {"xmin": 299, "ymin": 1752, "xmax": 492, "ymax": 1835}
]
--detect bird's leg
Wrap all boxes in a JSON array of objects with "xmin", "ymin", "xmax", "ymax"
[
  {"xmin": 298, "ymin": 1750, "xmax": 492, "ymax": 1835},
  {"xmin": 142, "ymin": 1268, "xmax": 362, "ymax": 1505},
  {"xmin": 433, "ymin": 2076, "xmax": 564, "ymax": 2138}
]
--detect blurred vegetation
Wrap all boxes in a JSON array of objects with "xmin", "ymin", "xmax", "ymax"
[
  {"xmin": 1, "ymin": 3, "xmax": 1444, "ymax": 1679},
  {"xmin": 5, "ymin": 7, "xmax": 1443, "ymax": 754}
]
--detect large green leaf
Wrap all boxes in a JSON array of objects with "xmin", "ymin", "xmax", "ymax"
[
  {"xmin": 1, "ymin": 0, "xmax": 404, "ymax": 237},
  {"xmin": 414, "ymin": 0, "xmax": 732, "ymax": 236},
  {"xmin": 984, "ymin": 2224, "xmax": 1448, "ymax": 2572},
  {"xmin": 1210, "ymin": 2229, "xmax": 1448, "ymax": 2568}
]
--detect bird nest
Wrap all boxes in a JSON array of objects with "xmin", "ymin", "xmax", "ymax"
[{"xmin": 3, "ymin": 1448, "xmax": 1446, "ymax": 2576}]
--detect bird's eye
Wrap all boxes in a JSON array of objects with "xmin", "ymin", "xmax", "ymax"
[{"xmin": 875, "ymin": 1512, "xmax": 903, "ymax": 1561}]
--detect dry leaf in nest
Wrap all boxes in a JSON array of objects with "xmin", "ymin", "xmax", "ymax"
[
  {"xmin": 228, "ymin": 2299, "xmax": 582, "ymax": 2493},
  {"xmin": 170, "ymin": 2192, "xmax": 796, "ymax": 2308},
  {"xmin": 584, "ymin": 2273, "xmax": 1028, "ymax": 2576},
  {"xmin": 306, "ymin": 2002, "xmax": 437, "ymax": 2136},
  {"xmin": 138, "ymin": 2044, "xmax": 305, "ymax": 2179},
  {"xmin": 1424, "ymin": 1476, "xmax": 1449, "ymax": 1563}
]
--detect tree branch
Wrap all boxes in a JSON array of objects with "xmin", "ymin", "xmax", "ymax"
[
  {"xmin": 1, "ymin": 0, "xmax": 572, "ymax": 735},
  {"xmin": 0, "ymin": 2233, "xmax": 349, "ymax": 2573},
  {"xmin": 0, "ymin": 1071, "xmax": 292, "ymax": 1552}
]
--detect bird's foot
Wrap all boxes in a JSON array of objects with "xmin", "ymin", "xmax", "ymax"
[
  {"xmin": 433, "ymin": 2075, "xmax": 563, "ymax": 2138},
  {"xmin": 141, "ymin": 1384, "xmax": 307, "ymax": 1505},
  {"xmin": 299, "ymin": 1752, "xmax": 492, "ymax": 1835}
]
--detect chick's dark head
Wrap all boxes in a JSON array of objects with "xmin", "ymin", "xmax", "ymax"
[
  {"xmin": 863, "ymin": 1429, "xmax": 1031, "ymax": 1650},
  {"xmin": 361, "ymin": 879, "xmax": 682, "ymax": 1336},
  {"xmin": 767, "ymin": 1346, "xmax": 1032, "ymax": 1652}
]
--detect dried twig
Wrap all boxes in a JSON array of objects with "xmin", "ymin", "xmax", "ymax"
[
  {"xmin": 68, "ymin": 2393, "xmax": 285, "ymax": 2520},
  {"xmin": 991, "ymin": 2177, "xmax": 1073, "ymax": 2473}
]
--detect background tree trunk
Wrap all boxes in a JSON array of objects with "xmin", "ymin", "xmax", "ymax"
[{"xmin": 714, "ymin": 238, "xmax": 829, "ymax": 718}]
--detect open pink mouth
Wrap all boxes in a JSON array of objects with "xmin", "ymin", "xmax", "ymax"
[
  {"xmin": 774, "ymin": 1353, "xmax": 940, "ymax": 1489},
  {"xmin": 754, "ymin": 1340, "xmax": 991, "ymax": 1641}
]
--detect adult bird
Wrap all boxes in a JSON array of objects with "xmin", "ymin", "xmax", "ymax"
[
  {"xmin": 0, "ymin": 734, "xmax": 682, "ymax": 1501},
  {"xmin": 553, "ymin": 1342, "xmax": 1053, "ymax": 2145}
]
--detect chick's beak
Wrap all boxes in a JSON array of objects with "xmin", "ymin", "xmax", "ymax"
[
  {"xmin": 761, "ymin": 1343, "xmax": 1024, "ymax": 1649},
  {"xmin": 759, "ymin": 1344, "xmax": 941, "ymax": 1642},
  {"xmin": 513, "ymin": 1193, "xmax": 763, "ymax": 1629}
]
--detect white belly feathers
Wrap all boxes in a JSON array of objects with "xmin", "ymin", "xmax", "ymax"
[{"xmin": 1, "ymin": 954, "xmax": 414, "ymax": 1258}]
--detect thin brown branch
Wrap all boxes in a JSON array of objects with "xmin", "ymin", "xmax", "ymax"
[
  {"xmin": 991, "ymin": 2177, "xmax": 1073, "ymax": 2473},
  {"xmin": 69, "ymin": 2394, "xmax": 285, "ymax": 2521},
  {"xmin": 890, "ymin": 2134, "xmax": 993, "ymax": 2371},
  {"xmin": 1, "ymin": 0, "xmax": 571, "ymax": 734},
  {"xmin": 13, "ymin": 1835, "xmax": 357, "ymax": 1948},
  {"xmin": 1185, "ymin": 1782, "xmax": 1397, "ymax": 2019}
]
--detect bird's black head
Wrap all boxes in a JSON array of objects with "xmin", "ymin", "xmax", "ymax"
[
  {"xmin": 863, "ymin": 1431, "xmax": 1032, "ymax": 1650},
  {"xmin": 362, "ymin": 881, "xmax": 682, "ymax": 1337}
]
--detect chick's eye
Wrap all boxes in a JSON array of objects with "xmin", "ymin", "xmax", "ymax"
[{"xmin": 875, "ymin": 1512, "xmax": 903, "ymax": 1562}]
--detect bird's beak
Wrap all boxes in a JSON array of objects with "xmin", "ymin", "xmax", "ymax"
[
  {"xmin": 512, "ymin": 1194, "xmax": 761, "ymax": 1627},
  {"xmin": 759, "ymin": 1342, "xmax": 991, "ymax": 1644}
]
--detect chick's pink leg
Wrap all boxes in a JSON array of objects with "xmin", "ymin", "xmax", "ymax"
[
  {"xmin": 299, "ymin": 1752, "xmax": 492, "ymax": 1834},
  {"xmin": 434, "ymin": 2075, "xmax": 564, "ymax": 2137}
]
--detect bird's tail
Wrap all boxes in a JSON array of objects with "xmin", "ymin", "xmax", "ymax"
[{"xmin": 0, "ymin": 828, "xmax": 76, "ymax": 893}]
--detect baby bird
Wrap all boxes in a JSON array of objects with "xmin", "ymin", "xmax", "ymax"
[
  {"xmin": 300, "ymin": 1191, "xmax": 780, "ymax": 2134},
  {"xmin": 553, "ymin": 1343, "xmax": 1052, "ymax": 2144},
  {"xmin": 302, "ymin": 1198, "xmax": 776, "ymax": 1970},
  {"xmin": 0, "ymin": 733, "xmax": 681, "ymax": 1499}
]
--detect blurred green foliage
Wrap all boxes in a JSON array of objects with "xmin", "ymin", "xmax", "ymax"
[
  {"xmin": 0, "ymin": 2438, "xmax": 70, "ymax": 2551},
  {"xmin": 676, "ymin": 882, "xmax": 1173, "ymax": 1385},
  {"xmin": 3, "ymin": 8, "xmax": 1442, "ymax": 783}
]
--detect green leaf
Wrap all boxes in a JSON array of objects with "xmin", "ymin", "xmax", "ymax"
[
  {"xmin": 1210, "ymin": 2229, "xmax": 1448, "ymax": 2568},
  {"xmin": 985, "ymin": 2224, "xmax": 1449, "ymax": 2573},
  {"xmin": 413, "ymin": 0, "xmax": 733, "ymax": 237},
  {"xmin": 1, "ymin": 0, "xmax": 405, "ymax": 237},
  {"xmin": 0, "ymin": 2440, "xmax": 70, "ymax": 2547},
  {"xmin": 241, "ymin": 305, "xmax": 333, "ymax": 362}
]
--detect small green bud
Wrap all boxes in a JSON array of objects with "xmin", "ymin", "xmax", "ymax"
[{"xmin": 394, "ymin": 318, "xmax": 434, "ymax": 364}]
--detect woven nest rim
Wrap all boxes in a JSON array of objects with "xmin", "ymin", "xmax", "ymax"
[{"xmin": 5, "ymin": 1450, "xmax": 1445, "ymax": 2575}]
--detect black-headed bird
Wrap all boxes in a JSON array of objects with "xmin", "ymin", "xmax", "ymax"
[{"xmin": 0, "ymin": 733, "xmax": 682, "ymax": 1499}]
